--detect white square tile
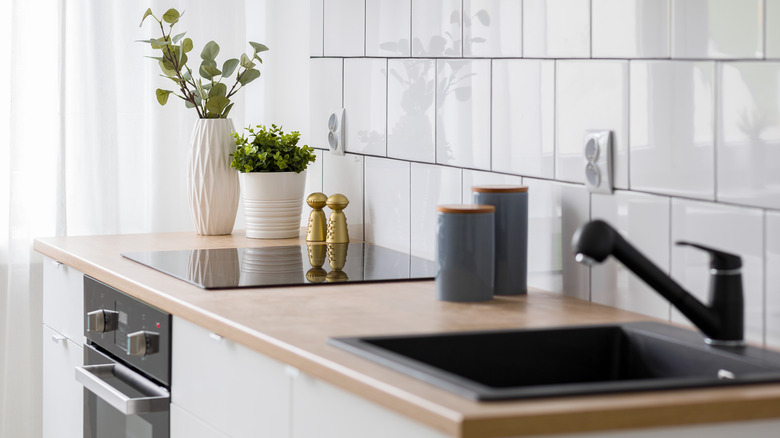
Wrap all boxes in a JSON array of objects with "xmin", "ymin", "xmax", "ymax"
[
  {"xmin": 590, "ymin": 191, "xmax": 672, "ymax": 320},
  {"xmin": 463, "ymin": 0, "xmax": 522, "ymax": 57},
  {"xmin": 411, "ymin": 163, "xmax": 462, "ymax": 261},
  {"xmin": 767, "ymin": 211, "xmax": 780, "ymax": 349},
  {"xmin": 592, "ymin": 0, "xmax": 670, "ymax": 58},
  {"xmin": 461, "ymin": 170, "xmax": 523, "ymax": 203},
  {"xmin": 344, "ymin": 59, "xmax": 387, "ymax": 157},
  {"xmin": 310, "ymin": 0, "xmax": 324, "ymax": 56},
  {"xmin": 366, "ymin": 0, "xmax": 411, "ymax": 57},
  {"xmin": 324, "ymin": 0, "xmax": 365, "ymax": 56},
  {"xmin": 670, "ymin": 199, "xmax": 764, "ymax": 345},
  {"xmin": 523, "ymin": 0, "xmax": 590, "ymax": 58},
  {"xmin": 556, "ymin": 60, "xmax": 629, "ymax": 188},
  {"xmin": 717, "ymin": 62, "xmax": 780, "ymax": 210},
  {"xmin": 322, "ymin": 153, "xmax": 364, "ymax": 242},
  {"xmin": 524, "ymin": 178, "xmax": 590, "ymax": 300},
  {"xmin": 436, "ymin": 59, "xmax": 491, "ymax": 170},
  {"xmin": 671, "ymin": 0, "xmax": 763, "ymax": 59},
  {"xmin": 492, "ymin": 60, "xmax": 555, "ymax": 179},
  {"xmin": 387, "ymin": 59, "xmax": 436, "ymax": 163},
  {"xmin": 768, "ymin": 0, "xmax": 780, "ymax": 59},
  {"xmin": 301, "ymin": 150, "xmax": 325, "ymax": 226},
  {"xmin": 411, "ymin": 0, "xmax": 462, "ymax": 57},
  {"xmin": 365, "ymin": 157, "xmax": 411, "ymax": 253},
  {"xmin": 630, "ymin": 61, "xmax": 715, "ymax": 200},
  {"xmin": 309, "ymin": 58, "xmax": 343, "ymax": 152}
]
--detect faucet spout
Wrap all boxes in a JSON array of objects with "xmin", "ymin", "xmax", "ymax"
[{"xmin": 572, "ymin": 220, "xmax": 744, "ymax": 346}]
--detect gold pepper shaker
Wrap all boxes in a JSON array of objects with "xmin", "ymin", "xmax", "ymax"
[
  {"xmin": 326, "ymin": 243, "xmax": 349, "ymax": 282},
  {"xmin": 305, "ymin": 244, "xmax": 328, "ymax": 283},
  {"xmin": 306, "ymin": 192, "xmax": 328, "ymax": 242},
  {"xmin": 325, "ymin": 194, "xmax": 349, "ymax": 244}
]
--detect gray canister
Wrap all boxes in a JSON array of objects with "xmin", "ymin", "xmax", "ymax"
[
  {"xmin": 472, "ymin": 185, "xmax": 528, "ymax": 295},
  {"xmin": 435, "ymin": 204, "xmax": 495, "ymax": 302}
]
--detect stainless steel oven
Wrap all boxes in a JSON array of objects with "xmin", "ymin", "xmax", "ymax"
[{"xmin": 77, "ymin": 276, "xmax": 171, "ymax": 438}]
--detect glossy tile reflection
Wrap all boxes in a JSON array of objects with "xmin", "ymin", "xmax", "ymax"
[{"xmin": 122, "ymin": 244, "xmax": 435, "ymax": 289}]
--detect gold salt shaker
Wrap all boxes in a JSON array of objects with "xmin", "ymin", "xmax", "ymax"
[
  {"xmin": 306, "ymin": 192, "xmax": 328, "ymax": 242},
  {"xmin": 325, "ymin": 194, "xmax": 349, "ymax": 244}
]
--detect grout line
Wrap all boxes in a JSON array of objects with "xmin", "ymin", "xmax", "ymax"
[
  {"xmin": 764, "ymin": 211, "xmax": 768, "ymax": 347},
  {"xmin": 764, "ymin": 0, "xmax": 768, "ymax": 60},
  {"xmin": 627, "ymin": 60, "xmax": 631, "ymax": 190},
  {"xmin": 363, "ymin": 0, "xmax": 367, "ymax": 56},
  {"xmin": 667, "ymin": 196, "xmax": 673, "ymax": 322},
  {"xmin": 713, "ymin": 61, "xmax": 719, "ymax": 201},
  {"xmin": 553, "ymin": 60, "xmax": 558, "ymax": 180},
  {"xmin": 385, "ymin": 58, "xmax": 389, "ymax": 157},
  {"xmin": 589, "ymin": 0, "xmax": 593, "ymax": 59},
  {"xmin": 489, "ymin": 59, "xmax": 493, "ymax": 171}
]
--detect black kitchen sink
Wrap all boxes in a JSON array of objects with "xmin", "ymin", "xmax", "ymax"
[{"xmin": 329, "ymin": 322, "xmax": 780, "ymax": 400}]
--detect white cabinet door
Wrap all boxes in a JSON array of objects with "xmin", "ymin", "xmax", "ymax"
[
  {"xmin": 42, "ymin": 324, "xmax": 84, "ymax": 438},
  {"xmin": 171, "ymin": 403, "xmax": 229, "ymax": 438},
  {"xmin": 42, "ymin": 256, "xmax": 85, "ymax": 345},
  {"xmin": 172, "ymin": 316, "xmax": 291, "ymax": 438},
  {"xmin": 291, "ymin": 371, "xmax": 450, "ymax": 438}
]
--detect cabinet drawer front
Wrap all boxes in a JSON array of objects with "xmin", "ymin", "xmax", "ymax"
[
  {"xmin": 43, "ymin": 256, "xmax": 85, "ymax": 344},
  {"xmin": 170, "ymin": 403, "xmax": 229, "ymax": 438},
  {"xmin": 172, "ymin": 316, "xmax": 290, "ymax": 438},
  {"xmin": 42, "ymin": 324, "xmax": 84, "ymax": 438}
]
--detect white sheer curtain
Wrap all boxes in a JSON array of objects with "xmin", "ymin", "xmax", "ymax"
[{"xmin": 0, "ymin": 1, "xmax": 253, "ymax": 436}]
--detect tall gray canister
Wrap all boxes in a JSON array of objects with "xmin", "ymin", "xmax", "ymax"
[{"xmin": 472, "ymin": 185, "xmax": 528, "ymax": 295}]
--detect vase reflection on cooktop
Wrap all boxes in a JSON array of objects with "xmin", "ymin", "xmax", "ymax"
[{"xmin": 121, "ymin": 243, "xmax": 435, "ymax": 289}]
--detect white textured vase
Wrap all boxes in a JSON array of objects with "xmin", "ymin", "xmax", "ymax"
[
  {"xmin": 187, "ymin": 118, "xmax": 240, "ymax": 235},
  {"xmin": 240, "ymin": 170, "xmax": 308, "ymax": 239}
]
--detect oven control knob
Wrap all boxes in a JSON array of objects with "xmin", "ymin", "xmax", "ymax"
[
  {"xmin": 86, "ymin": 309, "xmax": 119, "ymax": 333},
  {"xmin": 127, "ymin": 331, "xmax": 159, "ymax": 357}
]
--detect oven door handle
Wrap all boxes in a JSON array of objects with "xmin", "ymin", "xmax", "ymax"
[{"xmin": 75, "ymin": 363, "xmax": 170, "ymax": 415}]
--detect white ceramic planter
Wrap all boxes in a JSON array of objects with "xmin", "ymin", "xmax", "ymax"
[
  {"xmin": 187, "ymin": 118, "xmax": 240, "ymax": 235},
  {"xmin": 239, "ymin": 170, "xmax": 308, "ymax": 239}
]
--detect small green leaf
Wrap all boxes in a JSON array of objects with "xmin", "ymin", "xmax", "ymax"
[
  {"xmin": 249, "ymin": 41, "xmax": 269, "ymax": 53},
  {"xmin": 139, "ymin": 8, "xmax": 154, "ymax": 27},
  {"xmin": 222, "ymin": 58, "xmax": 239, "ymax": 77},
  {"xmin": 172, "ymin": 32, "xmax": 186, "ymax": 43},
  {"xmin": 199, "ymin": 62, "xmax": 221, "ymax": 80},
  {"xmin": 206, "ymin": 95, "xmax": 230, "ymax": 116},
  {"xmin": 239, "ymin": 53, "xmax": 255, "ymax": 69},
  {"xmin": 150, "ymin": 37, "xmax": 171, "ymax": 50},
  {"xmin": 238, "ymin": 68, "xmax": 261, "ymax": 86},
  {"xmin": 156, "ymin": 89, "xmax": 172, "ymax": 105},
  {"xmin": 209, "ymin": 83, "xmax": 227, "ymax": 98},
  {"xmin": 182, "ymin": 38, "xmax": 193, "ymax": 53},
  {"xmin": 252, "ymin": 53, "xmax": 264, "ymax": 64},
  {"xmin": 158, "ymin": 60, "xmax": 176, "ymax": 77},
  {"xmin": 185, "ymin": 100, "xmax": 195, "ymax": 108},
  {"xmin": 221, "ymin": 102, "xmax": 235, "ymax": 118},
  {"xmin": 162, "ymin": 8, "xmax": 180, "ymax": 24},
  {"xmin": 201, "ymin": 40, "xmax": 220, "ymax": 61}
]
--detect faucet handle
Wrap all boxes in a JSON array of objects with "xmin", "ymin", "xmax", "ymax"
[{"xmin": 675, "ymin": 241, "xmax": 742, "ymax": 272}]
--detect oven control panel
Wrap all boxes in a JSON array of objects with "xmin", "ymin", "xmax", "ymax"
[{"xmin": 84, "ymin": 276, "xmax": 171, "ymax": 386}]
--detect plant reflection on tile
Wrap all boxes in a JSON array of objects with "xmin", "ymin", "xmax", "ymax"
[
  {"xmin": 239, "ymin": 246, "xmax": 304, "ymax": 286},
  {"xmin": 187, "ymin": 248, "xmax": 240, "ymax": 288}
]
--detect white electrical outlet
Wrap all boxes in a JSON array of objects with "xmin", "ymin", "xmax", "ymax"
[
  {"xmin": 328, "ymin": 108, "xmax": 345, "ymax": 156},
  {"xmin": 583, "ymin": 130, "xmax": 613, "ymax": 194}
]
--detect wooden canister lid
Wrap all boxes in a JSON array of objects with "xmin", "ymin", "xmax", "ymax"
[
  {"xmin": 471, "ymin": 185, "xmax": 529, "ymax": 193},
  {"xmin": 436, "ymin": 204, "xmax": 496, "ymax": 214}
]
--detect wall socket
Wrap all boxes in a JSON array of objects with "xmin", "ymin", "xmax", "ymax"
[
  {"xmin": 328, "ymin": 108, "xmax": 345, "ymax": 156},
  {"xmin": 583, "ymin": 130, "xmax": 613, "ymax": 194}
]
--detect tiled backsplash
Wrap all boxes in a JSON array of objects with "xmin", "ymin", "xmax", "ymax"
[{"xmin": 306, "ymin": 0, "xmax": 780, "ymax": 348}]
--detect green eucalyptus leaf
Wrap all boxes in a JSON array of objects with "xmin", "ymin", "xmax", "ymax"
[
  {"xmin": 185, "ymin": 100, "xmax": 195, "ymax": 108},
  {"xmin": 252, "ymin": 53, "xmax": 264, "ymax": 64},
  {"xmin": 209, "ymin": 82, "xmax": 227, "ymax": 98},
  {"xmin": 172, "ymin": 32, "xmax": 186, "ymax": 43},
  {"xmin": 156, "ymin": 89, "xmax": 172, "ymax": 105},
  {"xmin": 162, "ymin": 8, "xmax": 180, "ymax": 24},
  {"xmin": 239, "ymin": 53, "xmax": 255, "ymax": 69},
  {"xmin": 249, "ymin": 41, "xmax": 269, "ymax": 53},
  {"xmin": 238, "ymin": 68, "xmax": 260, "ymax": 86},
  {"xmin": 158, "ymin": 60, "xmax": 176, "ymax": 77},
  {"xmin": 206, "ymin": 95, "xmax": 230, "ymax": 116},
  {"xmin": 139, "ymin": 8, "xmax": 154, "ymax": 27},
  {"xmin": 202, "ymin": 82, "xmax": 213, "ymax": 91},
  {"xmin": 181, "ymin": 38, "xmax": 193, "ymax": 53},
  {"xmin": 199, "ymin": 63, "xmax": 221, "ymax": 80},
  {"xmin": 145, "ymin": 56, "xmax": 164, "ymax": 61},
  {"xmin": 201, "ymin": 40, "xmax": 220, "ymax": 61},
  {"xmin": 222, "ymin": 58, "xmax": 239, "ymax": 78},
  {"xmin": 222, "ymin": 102, "xmax": 234, "ymax": 118}
]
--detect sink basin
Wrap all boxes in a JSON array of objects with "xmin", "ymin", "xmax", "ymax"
[{"xmin": 329, "ymin": 322, "xmax": 780, "ymax": 400}]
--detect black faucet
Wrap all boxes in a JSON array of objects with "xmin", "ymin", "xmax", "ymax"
[{"xmin": 572, "ymin": 220, "xmax": 745, "ymax": 346}]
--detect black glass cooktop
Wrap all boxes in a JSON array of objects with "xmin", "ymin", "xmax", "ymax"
[{"xmin": 121, "ymin": 243, "xmax": 436, "ymax": 289}]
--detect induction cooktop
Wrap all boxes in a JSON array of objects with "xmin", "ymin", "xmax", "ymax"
[{"xmin": 121, "ymin": 243, "xmax": 436, "ymax": 289}]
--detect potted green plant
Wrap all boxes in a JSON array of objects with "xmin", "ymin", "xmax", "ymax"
[
  {"xmin": 231, "ymin": 124, "xmax": 316, "ymax": 239},
  {"xmin": 139, "ymin": 8, "xmax": 268, "ymax": 236}
]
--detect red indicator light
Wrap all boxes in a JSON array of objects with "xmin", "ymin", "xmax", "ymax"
[{"xmin": 156, "ymin": 322, "xmax": 161, "ymax": 328}]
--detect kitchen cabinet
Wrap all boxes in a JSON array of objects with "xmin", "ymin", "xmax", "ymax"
[
  {"xmin": 41, "ymin": 256, "xmax": 84, "ymax": 438},
  {"xmin": 171, "ymin": 316, "xmax": 291, "ymax": 438}
]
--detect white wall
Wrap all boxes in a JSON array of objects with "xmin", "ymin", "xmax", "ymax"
[{"xmin": 298, "ymin": 0, "xmax": 780, "ymax": 349}]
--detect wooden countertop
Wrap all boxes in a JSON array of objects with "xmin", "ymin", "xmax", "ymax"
[{"xmin": 34, "ymin": 231, "xmax": 780, "ymax": 437}]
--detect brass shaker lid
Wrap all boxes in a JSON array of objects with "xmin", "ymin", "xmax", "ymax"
[
  {"xmin": 436, "ymin": 204, "xmax": 495, "ymax": 214},
  {"xmin": 471, "ymin": 185, "xmax": 528, "ymax": 193}
]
